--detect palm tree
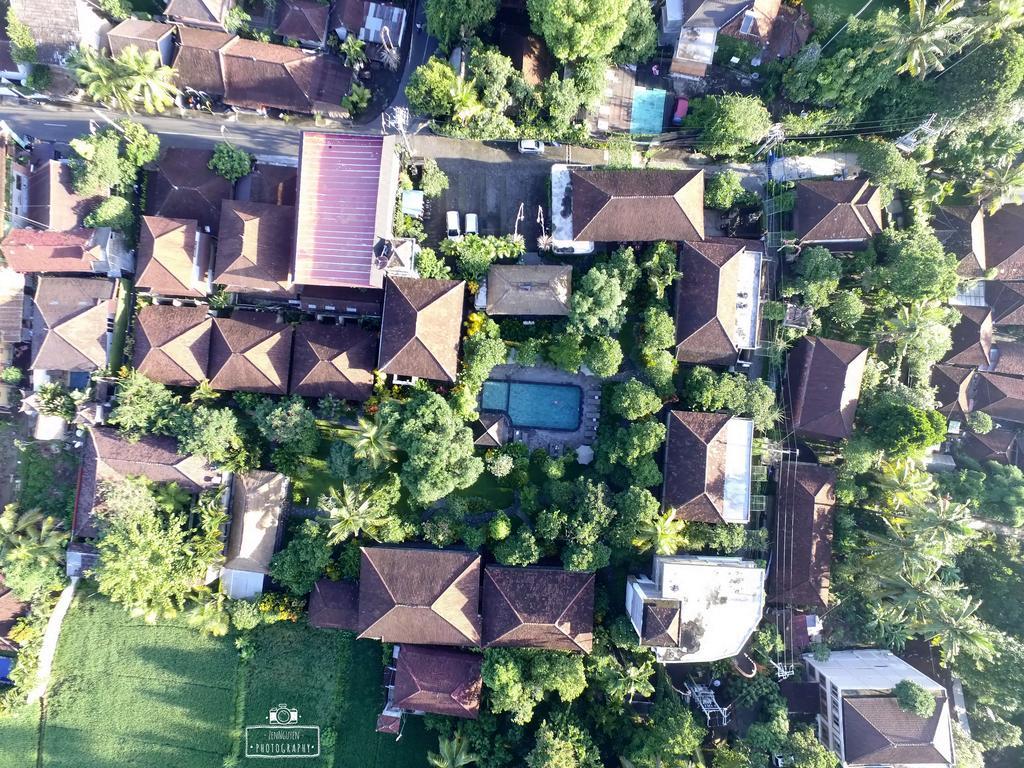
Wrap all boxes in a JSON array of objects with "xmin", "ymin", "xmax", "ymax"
[
  {"xmin": 0, "ymin": 505, "xmax": 69, "ymax": 568},
  {"xmin": 873, "ymin": 460, "xmax": 935, "ymax": 512},
  {"xmin": 916, "ymin": 592, "xmax": 997, "ymax": 663},
  {"xmin": 605, "ymin": 658, "xmax": 656, "ymax": 703},
  {"xmin": 634, "ymin": 511, "xmax": 687, "ymax": 555},
  {"xmin": 877, "ymin": 0, "xmax": 974, "ymax": 78},
  {"xmin": 75, "ymin": 45, "xmax": 177, "ymax": 114},
  {"xmin": 186, "ymin": 587, "xmax": 230, "ymax": 637},
  {"xmin": 339, "ymin": 36, "xmax": 367, "ymax": 71},
  {"xmin": 337, "ymin": 413, "xmax": 397, "ymax": 470},
  {"xmin": 450, "ymin": 77, "xmax": 483, "ymax": 126},
  {"xmin": 970, "ymin": 157, "xmax": 1024, "ymax": 213},
  {"xmin": 318, "ymin": 484, "xmax": 388, "ymax": 544},
  {"xmin": 427, "ymin": 731, "xmax": 477, "ymax": 768},
  {"xmin": 977, "ymin": 0, "xmax": 1024, "ymax": 36},
  {"xmin": 153, "ymin": 482, "xmax": 192, "ymax": 514}
]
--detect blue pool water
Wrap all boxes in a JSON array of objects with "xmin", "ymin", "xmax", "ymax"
[
  {"xmin": 630, "ymin": 86, "xmax": 667, "ymax": 135},
  {"xmin": 481, "ymin": 380, "xmax": 583, "ymax": 431}
]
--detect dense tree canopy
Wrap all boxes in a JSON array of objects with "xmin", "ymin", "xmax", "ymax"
[
  {"xmin": 425, "ymin": 0, "xmax": 499, "ymax": 50},
  {"xmin": 527, "ymin": 0, "xmax": 631, "ymax": 63}
]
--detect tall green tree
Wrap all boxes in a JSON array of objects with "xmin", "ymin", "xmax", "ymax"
[
  {"xmin": 338, "ymin": 412, "xmax": 398, "ymax": 471},
  {"xmin": 689, "ymin": 94, "xmax": 772, "ymax": 157},
  {"xmin": 527, "ymin": 0, "xmax": 631, "ymax": 63},
  {"xmin": 876, "ymin": 0, "xmax": 973, "ymax": 78},
  {"xmin": 426, "ymin": 0, "xmax": 499, "ymax": 50}
]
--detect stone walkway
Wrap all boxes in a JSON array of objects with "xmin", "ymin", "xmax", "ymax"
[{"xmin": 27, "ymin": 577, "xmax": 77, "ymax": 705}]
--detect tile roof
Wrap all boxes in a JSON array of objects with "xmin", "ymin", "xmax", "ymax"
[
  {"xmin": 663, "ymin": 411, "xmax": 749, "ymax": 523},
  {"xmin": 994, "ymin": 340, "xmax": 1024, "ymax": 377},
  {"xmin": 640, "ymin": 600, "xmax": 682, "ymax": 647},
  {"xmin": 378, "ymin": 277, "xmax": 465, "ymax": 382},
  {"xmin": 136, "ymin": 216, "xmax": 210, "ymax": 297},
  {"xmin": 486, "ymin": 265, "xmax": 572, "ymax": 316},
  {"xmin": 275, "ymin": 0, "xmax": 330, "ymax": 43},
  {"xmin": 30, "ymin": 276, "xmax": 114, "ymax": 372},
  {"xmin": 224, "ymin": 471, "xmax": 289, "ymax": 573},
  {"xmin": 0, "ymin": 228, "xmax": 103, "ymax": 274},
  {"xmin": 208, "ymin": 312, "xmax": 294, "ymax": 394},
  {"xmin": 214, "ymin": 201, "xmax": 296, "ymax": 296},
  {"xmin": 960, "ymin": 428, "xmax": 1019, "ymax": 466},
  {"xmin": 0, "ymin": 577, "xmax": 28, "ymax": 651},
  {"xmin": 974, "ymin": 370, "xmax": 1024, "ymax": 424},
  {"xmin": 393, "ymin": 645, "xmax": 483, "ymax": 719},
  {"xmin": 842, "ymin": 694, "xmax": 953, "ymax": 766},
  {"xmin": 570, "ymin": 168, "xmax": 704, "ymax": 242},
  {"xmin": 289, "ymin": 321, "xmax": 376, "ymax": 399},
  {"xmin": 357, "ymin": 547, "xmax": 482, "ymax": 646},
  {"xmin": 172, "ymin": 26, "xmax": 233, "ymax": 95},
  {"xmin": 26, "ymin": 160, "xmax": 104, "ymax": 231},
  {"xmin": 293, "ymin": 133, "xmax": 398, "ymax": 288},
  {"xmin": 308, "ymin": 579, "xmax": 360, "ymax": 630},
  {"xmin": 238, "ymin": 163, "xmax": 298, "ymax": 206},
  {"xmin": 0, "ymin": 268, "xmax": 26, "ymax": 344},
  {"xmin": 220, "ymin": 38, "xmax": 351, "ymax": 114},
  {"xmin": 108, "ymin": 18, "xmax": 175, "ymax": 57},
  {"xmin": 674, "ymin": 238, "xmax": 761, "ymax": 366},
  {"xmin": 481, "ymin": 566, "xmax": 594, "ymax": 652},
  {"xmin": 73, "ymin": 426, "xmax": 219, "ymax": 538},
  {"xmin": 987, "ymin": 280, "xmax": 1024, "ymax": 326},
  {"xmin": 165, "ymin": 0, "xmax": 233, "ymax": 25},
  {"xmin": 473, "ymin": 412, "xmax": 510, "ymax": 447},
  {"xmin": 983, "ymin": 204, "xmax": 1024, "ymax": 280},
  {"xmin": 943, "ymin": 305, "xmax": 992, "ymax": 368},
  {"xmin": 793, "ymin": 179, "xmax": 883, "ymax": 246},
  {"xmin": 768, "ymin": 462, "xmax": 834, "ymax": 609},
  {"xmin": 133, "ymin": 305, "xmax": 213, "ymax": 387},
  {"xmin": 930, "ymin": 364, "xmax": 974, "ymax": 421},
  {"xmin": 147, "ymin": 148, "xmax": 234, "ymax": 233},
  {"xmin": 933, "ymin": 205, "xmax": 986, "ymax": 278},
  {"xmin": 785, "ymin": 335, "xmax": 868, "ymax": 441}
]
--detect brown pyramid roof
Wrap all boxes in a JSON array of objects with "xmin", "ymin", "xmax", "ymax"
[
  {"xmin": 930, "ymin": 364, "xmax": 974, "ymax": 421},
  {"xmin": 208, "ymin": 311, "xmax": 293, "ymax": 394},
  {"xmin": 378, "ymin": 277, "xmax": 465, "ymax": 383},
  {"xmin": 30, "ymin": 277, "xmax": 114, "ymax": 372},
  {"xmin": 308, "ymin": 579, "xmax": 360, "ymax": 630},
  {"xmin": 768, "ymin": 462, "xmax": 834, "ymax": 609},
  {"xmin": 663, "ymin": 411, "xmax": 751, "ymax": 523},
  {"xmin": 639, "ymin": 600, "xmax": 682, "ymax": 647},
  {"xmin": 214, "ymin": 201, "xmax": 296, "ymax": 296},
  {"xmin": 288, "ymin": 321, "xmax": 376, "ymax": 400},
  {"xmin": 842, "ymin": 694, "xmax": 953, "ymax": 766},
  {"xmin": 983, "ymin": 204, "xmax": 1024, "ymax": 280},
  {"xmin": 0, "ymin": 228, "xmax": 103, "ymax": 274},
  {"xmin": 481, "ymin": 566, "xmax": 594, "ymax": 652},
  {"xmin": 785, "ymin": 336, "xmax": 868, "ymax": 441},
  {"xmin": 485, "ymin": 265, "xmax": 572, "ymax": 316},
  {"xmin": 275, "ymin": 0, "xmax": 330, "ymax": 44},
  {"xmin": 987, "ymin": 280, "xmax": 1024, "ymax": 326},
  {"xmin": 73, "ymin": 426, "xmax": 218, "ymax": 538},
  {"xmin": 108, "ymin": 18, "xmax": 175, "ymax": 58},
  {"xmin": 570, "ymin": 168, "xmax": 704, "ymax": 242},
  {"xmin": 960, "ymin": 428, "xmax": 1019, "ymax": 466},
  {"xmin": 933, "ymin": 205, "xmax": 986, "ymax": 277},
  {"xmin": 136, "ymin": 216, "xmax": 209, "ymax": 297},
  {"xmin": 793, "ymin": 179, "xmax": 883, "ymax": 247},
  {"xmin": 147, "ymin": 148, "xmax": 234, "ymax": 233},
  {"xmin": 26, "ymin": 160, "xmax": 104, "ymax": 232},
  {"xmin": 473, "ymin": 412, "xmax": 510, "ymax": 447},
  {"xmin": 393, "ymin": 645, "xmax": 482, "ymax": 719},
  {"xmin": 674, "ymin": 238, "xmax": 761, "ymax": 366},
  {"xmin": 357, "ymin": 547, "xmax": 482, "ymax": 646},
  {"xmin": 942, "ymin": 305, "xmax": 992, "ymax": 368},
  {"xmin": 994, "ymin": 340, "xmax": 1024, "ymax": 377},
  {"xmin": 974, "ymin": 370, "xmax": 1024, "ymax": 424},
  {"xmin": 133, "ymin": 305, "xmax": 212, "ymax": 387}
]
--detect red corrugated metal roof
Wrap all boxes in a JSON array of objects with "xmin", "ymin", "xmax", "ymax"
[{"xmin": 294, "ymin": 132, "xmax": 386, "ymax": 288}]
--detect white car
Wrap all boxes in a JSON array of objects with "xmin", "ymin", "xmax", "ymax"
[
  {"xmin": 446, "ymin": 210, "xmax": 462, "ymax": 241},
  {"xmin": 464, "ymin": 213, "xmax": 479, "ymax": 236},
  {"xmin": 518, "ymin": 139, "xmax": 545, "ymax": 154}
]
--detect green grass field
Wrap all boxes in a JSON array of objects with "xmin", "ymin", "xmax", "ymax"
[
  {"xmin": 14, "ymin": 593, "xmax": 434, "ymax": 768},
  {"xmin": 42, "ymin": 591, "xmax": 240, "ymax": 768}
]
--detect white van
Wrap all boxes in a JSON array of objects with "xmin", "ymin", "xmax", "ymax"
[
  {"xmin": 464, "ymin": 213, "xmax": 479, "ymax": 236},
  {"xmin": 446, "ymin": 210, "xmax": 462, "ymax": 241}
]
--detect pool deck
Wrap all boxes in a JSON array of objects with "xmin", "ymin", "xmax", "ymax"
[{"xmin": 484, "ymin": 363, "xmax": 609, "ymax": 452}]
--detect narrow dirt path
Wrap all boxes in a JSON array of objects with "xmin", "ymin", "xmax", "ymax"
[{"xmin": 27, "ymin": 578, "xmax": 78, "ymax": 705}]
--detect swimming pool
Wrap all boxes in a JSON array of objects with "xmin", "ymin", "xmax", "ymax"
[
  {"xmin": 630, "ymin": 86, "xmax": 668, "ymax": 135},
  {"xmin": 481, "ymin": 380, "xmax": 583, "ymax": 431}
]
